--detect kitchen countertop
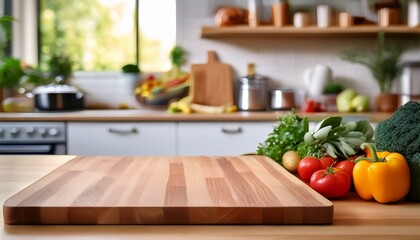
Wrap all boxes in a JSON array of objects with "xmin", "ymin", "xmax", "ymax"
[
  {"xmin": 1, "ymin": 155, "xmax": 419, "ymax": 240},
  {"xmin": 0, "ymin": 109, "xmax": 392, "ymax": 122}
]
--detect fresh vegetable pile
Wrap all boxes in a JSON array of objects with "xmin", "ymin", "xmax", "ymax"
[
  {"xmin": 257, "ymin": 110, "xmax": 373, "ymax": 164},
  {"xmin": 257, "ymin": 101, "xmax": 420, "ymax": 203}
]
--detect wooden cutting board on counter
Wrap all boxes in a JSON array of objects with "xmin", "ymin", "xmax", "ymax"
[
  {"xmin": 3, "ymin": 155, "xmax": 333, "ymax": 225},
  {"xmin": 190, "ymin": 51, "xmax": 234, "ymax": 106}
]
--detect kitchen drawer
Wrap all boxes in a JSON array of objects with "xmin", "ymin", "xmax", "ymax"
[
  {"xmin": 67, "ymin": 122, "xmax": 176, "ymax": 156},
  {"xmin": 178, "ymin": 122, "xmax": 275, "ymax": 156}
]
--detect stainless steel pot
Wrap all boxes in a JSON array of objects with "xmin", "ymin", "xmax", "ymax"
[
  {"xmin": 237, "ymin": 63, "xmax": 268, "ymax": 111},
  {"xmin": 400, "ymin": 61, "xmax": 420, "ymax": 105},
  {"xmin": 270, "ymin": 88, "xmax": 296, "ymax": 110},
  {"xmin": 32, "ymin": 82, "xmax": 84, "ymax": 111}
]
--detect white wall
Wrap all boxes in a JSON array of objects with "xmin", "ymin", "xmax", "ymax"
[{"xmin": 176, "ymin": 0, "xmax": 420, "ymax": 109}]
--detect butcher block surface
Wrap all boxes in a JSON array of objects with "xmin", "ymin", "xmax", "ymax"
[{"xmin": 3, "ymin": 155, "xmax": 333, "ymax": 225}]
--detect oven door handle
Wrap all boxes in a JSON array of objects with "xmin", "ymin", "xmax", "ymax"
[{"xmin": 0, "ymin": 145, "xmax": 52, "ymax": 153}]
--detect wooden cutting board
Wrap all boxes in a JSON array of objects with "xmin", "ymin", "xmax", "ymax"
[
  {"xmin": 3, "ymin": 155, "xmax": 333, "ymax": 225},
  {"xmin": 190, "ymin": 51, "xmax": 234, "ymax": 106}
]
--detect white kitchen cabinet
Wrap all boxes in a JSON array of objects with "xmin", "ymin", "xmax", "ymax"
[
  {"xmin": 67, "ymin": 122, "xmax": 176, "ymax": 156},
  {"xmin": 178, "ymin": 122, "xmax": 276, "ymax": 156}
]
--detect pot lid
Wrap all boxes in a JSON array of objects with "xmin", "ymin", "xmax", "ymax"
[
  {"xmin": 32, "ymin": 76, "xmax": 80, "ymax": 94},
  {"xmin": 32, "ymin": 83, "xmax": 80, "ymax": 94},
  {"xmin": 239, "ymin": 76, "xmax": 267, "ymax": 84}
]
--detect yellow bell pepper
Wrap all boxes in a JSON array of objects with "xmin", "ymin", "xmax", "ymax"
[{"xmin": 353, "ymin": 143, "xmax": 411, "ymax": 203}]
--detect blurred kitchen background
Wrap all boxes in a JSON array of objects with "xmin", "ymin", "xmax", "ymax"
[{"xmin": 3, "ymin": 0, "xmax": 420, "ymax": 110}]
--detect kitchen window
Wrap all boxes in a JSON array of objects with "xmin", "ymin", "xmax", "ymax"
[
  {"xmin": 10, "ymin": 0, "xmax": 176, "ymax": 72},
  {"xmin": 38, "ymin": 0, "xmax": 176, "ymax": 72}
]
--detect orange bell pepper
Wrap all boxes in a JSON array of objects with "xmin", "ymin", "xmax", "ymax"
[{"xmin": 353, "ymin": 143, "xmax": 410, "ymax": 203}]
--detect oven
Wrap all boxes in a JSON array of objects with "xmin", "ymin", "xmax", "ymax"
[{"xmin": 0, "ymin": 122, "xmax": 66, "ymax": 155}]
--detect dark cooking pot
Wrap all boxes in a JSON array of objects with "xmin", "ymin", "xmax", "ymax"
[{"xmin": 32, "ymin": 83, "xmax": 85, "ymax": 111}]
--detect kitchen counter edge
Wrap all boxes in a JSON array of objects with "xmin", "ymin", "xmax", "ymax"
[{"xmin": 0, "ymin": 110, "xmax": 392, "ymax": 122}]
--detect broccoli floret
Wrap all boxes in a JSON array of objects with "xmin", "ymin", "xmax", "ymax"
[
  {"xmin": 375, "ymin": 101, "xmax": 420, "ymax": 160},
  {"xmin": 407, "ymin": 152, "xmax": 420, "ymax": 201}
]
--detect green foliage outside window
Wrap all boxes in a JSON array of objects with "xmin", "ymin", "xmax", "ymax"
[
  {"xmin": 39, "ymin": 0, "xmax": 175, "ymax": 72},
  {"xmin": 40, "ymin": 0, "xmax": 137, "ymax": 71}
]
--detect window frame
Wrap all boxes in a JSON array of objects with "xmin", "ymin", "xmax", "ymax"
[
  {"xmin": 9, "ymin": 0, "xmax": 38, "ymax": 66},
  {"xmin": 3, "ymin": 0, "xmax": 12, "ymax": 57}
]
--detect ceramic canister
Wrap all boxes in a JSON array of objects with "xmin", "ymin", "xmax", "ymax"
[
  {"xmin": 303, "ymin": 64, "xmax": 332, "ymax": 101},
  {"xmin": 317, "ymin": 5, "xmax": 333, "ymax": 28},
  {"xmin": 294, "ymin": 12, "xmax": 310, "ymax": 28}
]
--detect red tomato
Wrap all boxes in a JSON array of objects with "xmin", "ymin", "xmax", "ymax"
[
  {"xmin": 319, "ymin": 156, "xmax": 337, "ymax": 168},
  {"xmin": 310, "ymin": 167, "xmax": 351, "ymax": 199},
  {"xmin": 336, "ymin": 160, "xmax": 356, "ymax": 182},
  {"xmin": 297, "ymin": 156, "xmax": 323, "ymax": 182},
  {"xmin": 303, "ymin": 99, "xmax": 317, "ymax": 113}
]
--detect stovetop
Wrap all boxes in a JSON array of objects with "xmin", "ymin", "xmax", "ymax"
[{"xmin": 0, "ymin": 122, "xmax": 66, "ymax": 143}]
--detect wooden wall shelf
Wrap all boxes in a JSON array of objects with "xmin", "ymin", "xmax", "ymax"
[{"xmin": 201, "ymin": 25, "xmax": 420, "ymax": 38}]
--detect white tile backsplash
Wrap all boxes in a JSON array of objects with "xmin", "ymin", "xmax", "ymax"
[{"xmin": 71, "ymin": 72, "xmax": 141, "ymax": 109}]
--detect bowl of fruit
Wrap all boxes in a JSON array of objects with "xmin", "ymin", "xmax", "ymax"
[
  {"xmin": 135, "ymin": 46, "xmax": 190, "ymax": 108},
  {"xmin": 135, "ymin": 73, "xmax": 189, "ymax": 108}
]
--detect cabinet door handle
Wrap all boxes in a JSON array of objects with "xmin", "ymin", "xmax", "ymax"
[
  {"xmin": 108, "ymin": 127, "xmax": 138, "ymax": 135},
  {"xmin": 221, "ymin": 127, "xmax": 242, "ymax": 134}
]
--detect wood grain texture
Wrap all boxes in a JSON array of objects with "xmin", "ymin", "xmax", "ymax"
[
  {"xmin": 3, "ymin": 155, "xmax": 333, "ymax": 225},
  {"xmin": 2, "ymin": 155, "xmax": 420, "ymax": 240},
  {"xmin": 190, "ymin": 51, "xmax": 234, "ymax": 106},
  {"xmin": 201, "ymin": 25, "xmax": 420, "ymax": 38}
]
